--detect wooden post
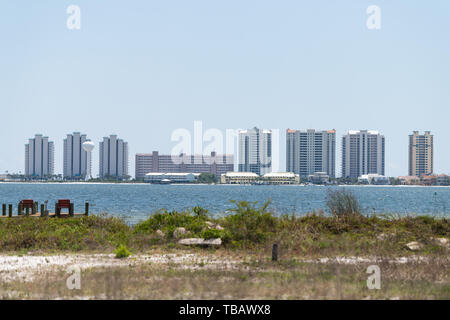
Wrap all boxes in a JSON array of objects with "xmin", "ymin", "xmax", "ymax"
[
  {"xmin": 69, "ymin": 203, "xmax": 74, "ymax": 216},
  {"xmin": 25, "ymin": 206, "xmax": 29, "ymax": 216},
  {"xmin": 8, "ymin": 204, "xmax": 12, "ymax": 217},
  {"xmin": 55, "ymin": 203, "xmax": 59, "ymax": 217},
  {"xmin": 2, "ymin": 204, "xmax": 5, "ymax": 216},
  {"xmin": 40, "ymin": 204, "xmax": 45, "ymax": 217},
  {"xmin": 18, "ymin": 203, "xmax": 22, "ymax": 215},
  {"xmin": 272, "ymin": 243, "xmax": 278, "ymax": 262},
  {"xmin": 32, "ymin": 202, "xmax": 37, "ymax": 215},
  {"xmin": 85, "ymin": 202, "xmax": 89, "ymax": 216}
]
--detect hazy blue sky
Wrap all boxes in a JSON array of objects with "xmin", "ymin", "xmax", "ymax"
[{"xmin": 1, "ymin": 1, "xmax": 449, "ymax": 177}]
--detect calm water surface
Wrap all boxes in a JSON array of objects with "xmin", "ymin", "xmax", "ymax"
[{"xmin": 0, "ymin": 183, "xmax": 448, "ymax": 224}]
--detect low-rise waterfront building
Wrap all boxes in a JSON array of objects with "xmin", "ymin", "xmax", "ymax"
[
  {"xmin": 358, "ymin": 174, "xmax": 390, "ymax": 185},
  {"xmin": 144, "ymin": 172, "xmax": 200, "ymax": 183},
  {"xmin": 398, "ymin": 176, "xmax": 420, "ymax": 185},
  {"xmin": 307, "ymin": 172, "xmax": 330, "ymax": 184},
  {"xmin": 420, "ymin": 174, "xmax": 437, "ymax": 186},
  {"xmin": 261, "ymin": 172, "xmax": 300, "ymax": 185},
  {"xmin": 220, "ymin": 172, "xmax": 259, "ymax": 184},
  {"xmin": 136, "ymin": 151, "xmax": 233, "ymax": 180},
  {"xmin": 436, "ymin": 174, "xmax": 450, "ymax": 186}
]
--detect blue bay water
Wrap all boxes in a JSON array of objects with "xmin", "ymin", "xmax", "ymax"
[{"xmin": 0, "ymin": 183, "xmax": 448, "ymax": 224}]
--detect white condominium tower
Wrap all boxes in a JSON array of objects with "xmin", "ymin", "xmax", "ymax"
[
  {"xmin": 25, "ymin": 134, "xmax": 55, "ymax": 177},
  {"xmin": 341, "ymin": 130, "xmax": 385, "ymax": 179},
  {"xmin": 408, "ymin": 131, "xmax": 433, "ymax": 176},
  {"xmin": 99, "ymin": 135, "xmax": 129, "ymax": 179},
  {"xmin": 63, "ymin": 132, "xmax": 91, "ymax": 179},
  {"xmin": 238, "ymin": 127, "xmax": 272, "ymax": 175},
  {"xmin": 286, "ymin": 129, "xmax": 336, "ymax": 178}
]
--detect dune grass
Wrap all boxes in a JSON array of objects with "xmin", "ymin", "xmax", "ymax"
[{"xmin": 0, "ymin": 199, "xmax": 448, "ymax": 258}]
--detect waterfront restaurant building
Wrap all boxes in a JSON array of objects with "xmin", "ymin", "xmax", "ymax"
[
  {"xmin": 261, "ymin": 172, "xmax": 300, "ymax": 185},
  {"xmin": 221, "ymin": 172, "xmax": 259, "ymax": 184}
]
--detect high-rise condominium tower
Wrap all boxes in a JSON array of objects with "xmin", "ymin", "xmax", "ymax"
[
  {"xmin": 63, "ymin": 132, "xmax": 91, "ymax": 179},
  {"xmin": 408, "ymin": 131, "xmax": 433, "ymax": 176},
  {"xmin": 99, "ymin": 135, "xmax": 129, "ymax": 179},
  {"xmin": 238, "ymin": 127, "xmax": 272, "ymax": 175},
  {"xmin": 341, "ymin": 130, "xmax": 385, "ymax": 179},
  {"xmin": 286, "ymin": 129, "xmax": 336, "ymax": 178},
  {"xmin": 25, "ymin": 134, "xmax": 54, "ymax": 177}
]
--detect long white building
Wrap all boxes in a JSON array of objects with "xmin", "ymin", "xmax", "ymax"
[
  {"xmin": 341, "ymin": 130, "xmax": 385, "ymax": 179},
  {"xmin": 63, "ymin": 132, "xmax": 91, "ymax": 179},
  {"xmin": 25, "ymin": 134, "xmax": 54, "ymax": 177},
  {"xmin": 238, "ymin": 127, "xmax": 272, "ymax": 175},
  {"xmin": 286, "ymin": 129, "xmax": 336, "ymax": 178},
  {"xmin": 99, "ymin": 135, "xmax": 129, "ymax": 179}
]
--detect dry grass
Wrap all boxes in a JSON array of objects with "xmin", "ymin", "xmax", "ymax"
[{"xmin": 1, "ymin": 252, "xmax": 448, "ymax": 300}]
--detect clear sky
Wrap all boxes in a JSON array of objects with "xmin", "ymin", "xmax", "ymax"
[{"xmin": 0, "ymin": 1, "xmax": 449, "ymax": 177}]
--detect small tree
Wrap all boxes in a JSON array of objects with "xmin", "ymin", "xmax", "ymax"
[
  {"xmin": 326, "ymin": 189, "xmax": 362, "ymax": 218},
  {"xmin": 197, "ymin": 173, "xmax": 217, "ymax": 184}
]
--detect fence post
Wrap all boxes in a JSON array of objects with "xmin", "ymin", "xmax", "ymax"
[
  {"xmin": 2, "ymin": 204, "xmax": 5, "ymax": 216},
  {"xmin": 18, "ymin": 203, "xmax": 22, "ymax": 215},
  {"xmin": 85, "ymin": 202, "xmax": 89, "ymax": 216},
  {"xmin": 8, "ymin": 204, "xmax": 12, "ymax": 217},
  {"xmin": 272, "ymin": 243, "xmax": 278, "ymax": 262}
]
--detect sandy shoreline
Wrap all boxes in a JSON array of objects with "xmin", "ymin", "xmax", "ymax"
[{"xmin": 1, "ymin": 252, "xmax": 446, "ymax": 283}]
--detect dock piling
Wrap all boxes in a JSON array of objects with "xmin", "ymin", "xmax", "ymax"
[
  {"xmin": 85, "ymin": 202, "xmax": 89, "ymax": 216},
  {"xmin": 69, "ymin": 203, "xmax": 74, "ymax": 216},
  {"xmin": 2, "ymin": 204, "xmax": 5, "ymax": 216},
  {"xmin": 272, "ymin": 243, "xmax": 278, "ymax": 262},
  {"xmin": 8, "ymin": 204, "xmax": 12, "ymax": 217}
]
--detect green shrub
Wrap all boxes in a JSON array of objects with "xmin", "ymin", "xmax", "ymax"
[
  {"xmin": 222, "ymin": 200, "xmax": 277, "ymax": 244},
  {"xmin": 326, "ymin": 189, "xmax": 362, "ymax": 218},
  {"xmin": 134, "ymin": 208, "xmax": 210, "ymax": 236},
  {"xmin": 201, "ymin": 228, "xmax": 223, "ymax": 239},
  {"xmin": 114, "ymin": 244, "xmax": 131, "ymax": 259}
]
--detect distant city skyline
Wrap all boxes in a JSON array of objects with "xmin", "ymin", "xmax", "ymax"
[
  {"xmin": 1, "ymin": 1, "xmax": 449, "ymax": 176},
  {"xmin": 16, "ymin": 128, "xmax": 445, "ymax": 179}
]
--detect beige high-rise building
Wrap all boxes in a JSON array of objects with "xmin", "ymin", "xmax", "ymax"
[{"xmin": 408, "ymin": 131, "xmax": 433, "ymax": 176}]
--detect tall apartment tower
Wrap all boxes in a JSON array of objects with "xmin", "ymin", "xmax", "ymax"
[
  {"xmin": 63, "ymin": 132, "xmax": 91, "ymax": 179},
  {"xmin": 341, "ymin": 130, "xmax": 385, "ymax": 179},
  {"xmin": 99, "ymin": 135, "xmax": 129, "ymax": 179},
  {"xmin": 238, "ymin": 127, "xmax": 272, "ymax": 175},
  {"xmin": 286, "ymin": 129, "xmax": 336, "ymax": 178},
  {"xmin": 25, "ymin": 134, "xmax": 55, "ymax": 177},
  {"xmin": 408, "ymin": 131, "xmax": 433, "ymax": 176}
]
